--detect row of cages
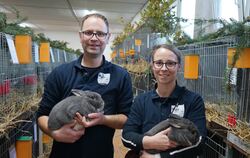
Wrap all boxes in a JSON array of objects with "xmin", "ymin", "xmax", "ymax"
[
  {"xmin": 0, "ymin": 32, "xmax": 78, "ymax": 103},
  {"xmin": 0, "ymin": 32, "xmax": 78, "ymax": 158},
  {"xmin": 112, "ymin": 32, "xmax": 161, "ymax": 64},
  {"xmin": 115, "ymin": 33, "xmax": 250, "ymax": 122},
  {"xmin": 124, "ymin": 33, "xmax": 250, "ymax": 157}
]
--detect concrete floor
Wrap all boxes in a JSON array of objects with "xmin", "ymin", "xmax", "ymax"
[{"xmin": 113, "ymin": 130, "xmax": 129, "ymax": 158}]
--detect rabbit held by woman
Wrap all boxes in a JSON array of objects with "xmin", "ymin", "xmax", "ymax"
[
  {"xmin": 145, "ymin": 114, "xmax": 200, "ymax": 155},
  {"xmin": 125, "ymin": 114, "xmax": 201, "ymax": 158}
]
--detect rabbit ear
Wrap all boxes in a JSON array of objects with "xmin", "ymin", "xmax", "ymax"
[
  {"xmin": 71, "ymin": 89, "xmax": 84, "ymax": 96},
  {"xmin": 170, "ymin": 123, "xmax": 182, "ymax": 129},
  {"xmin": 169, "ymin": 113, "xmax": 182, "ymax": 119}
]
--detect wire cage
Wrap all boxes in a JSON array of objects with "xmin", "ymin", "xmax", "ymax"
[
  {"xmin": 203, "ymin": 129, "xmax": 249, "ymax": 158},
  {"xmin": 51, "ymin": 48, "xmax": 70, "ymax": 68},
  {"xmin": 177, "ymin": 36, "xmax": 238, "ymax": 105},
  {"xmin": 115, "ymin": 32, "xmax": 250, "ymax": 157},
  {"xmin": 50, "ymin": 48, "xmax": 59, "ymax": 69},
  {"xmin": 0, "ymin": 31, "xmax": 81, "ymax": 158},
  {"xmin": 123, "ymin": 33, "xmax": 250, "ymax": 123},
  {"xmin": 204, "ymin": 130, "xmax": 227, "ymax": 158},
  {"xmin": 0, "ymin": 33, "xmax": 38, "ymax": 104},
  {"xmin": 0, "ymin": 113, "xmax": 38, "ymax": 158},
  {"xmin": 58, "ymin": 49, "xmax": 66, "ymax": 63},
  {"xmin": 0, "ymin": 33, "xmax": 11, "ymax": 103},
  {"xmin": 66, "ymin": 52, "xmax": 78, "ymax": 62},
  {"xmin": 177, "ymin": 35, "xmax": 250, "ymax": 122}
]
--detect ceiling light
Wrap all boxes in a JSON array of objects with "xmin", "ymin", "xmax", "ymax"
[
  {"xmin": 19, "ymin": 22, "xmax": 36, "ymax": 28},
  {"xmin": 0, "ymin": 6, "xmax": 11, "ymax": 13},
  {"xmin": 76, "ymin": 9, "xmax": 97, "ymax": 17}
]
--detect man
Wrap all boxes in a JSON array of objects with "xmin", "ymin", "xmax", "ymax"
[{"xmin": 37, "ymin": 13, "xmax": 133, "ymax": 158}]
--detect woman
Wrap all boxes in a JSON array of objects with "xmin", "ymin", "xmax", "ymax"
[{"xmin": 122, "ymin": 44, "xmax": 206, "ymax": 158}]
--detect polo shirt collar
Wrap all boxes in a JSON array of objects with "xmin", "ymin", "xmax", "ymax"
[
  {"xmin": 74, "ymin": 54, "xmax": 107, "ymax": 70},
  {"xmin": 151, "ymin": 84, "xmax": 185, "ymax": 100}
]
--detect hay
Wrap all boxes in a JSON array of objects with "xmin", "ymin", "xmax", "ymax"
[
  {"xmin": 37, "ymin": 142, "xmax": 52, "ymax": 158},
  {"xmin": 121, "ymin": 59, "xmax": 150, "ymax": 74},
  {"xmin": 0, "ymin": 92, "xmax": 41, "ymax": 137},
  {"xmin": 121, "ymin": 60, "xmax": 155, "ymax": 91},
  {"xmin": 205, "ymin": 103, "xmax": 250, "ymax": 144}
]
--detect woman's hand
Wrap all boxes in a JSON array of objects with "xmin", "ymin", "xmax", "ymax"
[
  {"xmin": 140, "ymin": 150, "xmax": 160, "ymax": 158},
  {"xmin": 143, "ymin": 127, "xmax": 178, "ymax": 151}
]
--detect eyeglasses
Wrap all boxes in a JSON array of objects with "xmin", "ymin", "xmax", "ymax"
[
  {"xmin": 153, "ymin": 60, "xmax": 178, "ymax": 69},
  {"xmin": 80, "ymin": 30, "xmax": 108, "ymax": 40}
]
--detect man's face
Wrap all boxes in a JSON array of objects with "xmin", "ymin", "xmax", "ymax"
[{"xmin": 79, "ymin": 17, "xmax": 110, "ymax": 56}]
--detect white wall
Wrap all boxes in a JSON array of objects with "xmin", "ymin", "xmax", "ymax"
[
  {"xmin": 35, "ymin": 30, "xmax": 113, "ymax": 61},
  {"xmin": 35, "ymin": 30, "xmax": 82, "ymax": 50}
]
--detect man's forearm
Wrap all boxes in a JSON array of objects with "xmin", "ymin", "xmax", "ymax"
[
  {"xmin": 38, "ymin": 116, "xmax": 53, "ymax": 137},
  {"xmin": 103, "ymin": 114, "xmax": 127, "ymax": 129}
]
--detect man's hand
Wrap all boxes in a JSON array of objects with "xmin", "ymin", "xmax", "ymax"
[
  {"xmin": 75, "ymin": 112, "xmax": 105, "ymax": 128},
  {"xmin": 51, "ymin": 120, "xmax": 85, "ymax": 143}
]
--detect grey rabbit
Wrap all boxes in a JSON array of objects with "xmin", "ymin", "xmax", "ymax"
[
  {"xmin": 48, "ymin": 89, "xmax": 105, "ymax": 130},
  {"xmin": 145, "ymin": 114, "xmax": 200, "ymax": 155}
]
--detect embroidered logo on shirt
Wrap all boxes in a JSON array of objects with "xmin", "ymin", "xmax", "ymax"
[
  {"xmin": 171, "ymin": 104, "xmax": 185, "ymax": 117},
  {"xmin": 97, "ymin": 72, "xmax": 110, "ymax": 85}
]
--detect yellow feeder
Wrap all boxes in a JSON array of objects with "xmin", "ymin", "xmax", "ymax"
[
  {"xmin": 39, "ymin": 42, "xmax": 50, "ymax": 63},
  {"xmin": 184, "ymin": 55, "xmax": 199, "ymax": 79},
  {"xmin": 129, "ymin": 49, "xmax": 135, "ymax": 56},
  {"xmin": 119, "ymin": 49, "xmax": 125, "ymax": 58},
  {"xmin": 228, "ymin": 48, "xmax": 250, "ymax": 68},
  {"xmin": 15, "ymin": 35, "xmax": 32, "ymax": 64}
]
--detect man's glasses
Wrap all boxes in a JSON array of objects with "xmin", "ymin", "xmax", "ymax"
[
  {"xmin": 80, "ymin": 30, "xmax": 108, "ymax": 40},
  {"xmin": 153, "ymin": 60, "xmax": 178, "ymax": 69}
]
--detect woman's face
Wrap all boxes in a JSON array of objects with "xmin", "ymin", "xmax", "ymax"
[{"xmin": 152, "ymin": 47, "xmax": 180, "ymax": 85}]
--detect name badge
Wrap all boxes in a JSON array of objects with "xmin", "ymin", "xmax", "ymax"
[
  {"xmin": 97, "ymin": 72, "xmax": 110, "ymax": 85},
  {"xmin": 171, "ymin": 104, "xmax": 185, "ymax": 117}
]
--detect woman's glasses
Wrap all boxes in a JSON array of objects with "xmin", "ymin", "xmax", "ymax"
[{"xmin": 153, "ymin": 60, "xmax": 178, "ymax": 69}]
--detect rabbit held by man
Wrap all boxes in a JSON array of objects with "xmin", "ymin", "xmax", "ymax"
[{"xmin": 48, "ymin": 89, "xmax": 104, "ymax": 130}]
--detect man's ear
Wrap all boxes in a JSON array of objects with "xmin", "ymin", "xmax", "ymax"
[
  {"xmin": 79, "ymin": 31, "xmax": 84, "ymax": 42},
  {"xmin": 177, "ymin": 63, "xmax": 181, "ymax": 72},
  {"xmin": 106, "ymin": 33, "xmax": 111, "ymax": 43}
]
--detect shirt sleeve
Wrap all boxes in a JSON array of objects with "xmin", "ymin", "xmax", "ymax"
[
  {"xmin": 36, "ymin": 68, "xmax": 63, "ymax": 118},
  {"xmin": 186, "ymin": 94, "xmax": 207, "ymax": 137},
  {"xmin": 121, "ymin": 96, "xmax": 145, "ymax": 151},
  {"xmin": 184, "ymin": 93, "xmax": 207, "ymax": 156},
  {"xmin": 116, "ymin": 71, "xmax": 133, "ymax": 116}
]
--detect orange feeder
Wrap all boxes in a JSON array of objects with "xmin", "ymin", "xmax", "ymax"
[{"xmin": 16, "ymin": 136, "xmax": 32, "ymax": 158}]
